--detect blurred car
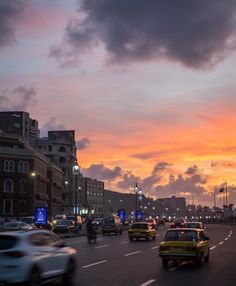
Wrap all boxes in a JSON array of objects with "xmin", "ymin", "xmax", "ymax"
[
  {"xmin": 170, "ymin": 217, "xmax": 186, "ymax": 228},
  {"xmin": 66, "ymin": 215, "xmax": 83, "ymax": 231},
  {"xmin": 102, "ymin": 215, "xmax": 123, "ymax": 235},
  {"xmin": 0, "ymin": 229, "xmax": 77, "ymax": 285},
  {"xmin": 183, "ymin": 222, "xmax": 205, "ymax": 230},
  {"xmin": 128, "ymin": 222, "xmax": 157, "ymax": 241},
  {"xmin": 145, "ymin": 218, "xmax": 158, "ymax": 229},
  {"xmin": 159, "ymin": 228, "xmax": 210, "ymax": 267},
  {"xmin": 53, "ymin": 220, "xmax": 75, "ymax": 234},
  {"xmin": 3, "ymin": 221, "xmax": 34, "ymax": 231},
  {"xmin": 53, "ymin": 214, "xmax": 66, "ymax": 225},
  {"xmin": 92, "ymin": 217, "xmax": 104, "ymax": 229},
  {"xmin": 157, "ymin": 218, "xmax": 165, "ymax": 226}
]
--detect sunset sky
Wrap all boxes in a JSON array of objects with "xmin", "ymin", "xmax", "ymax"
[{"xmin": 1, "ymin": 0, "xmax": 236, "ymax": 207}]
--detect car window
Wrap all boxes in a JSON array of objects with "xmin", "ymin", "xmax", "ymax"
[
  {"xmin": 132, "ymin": 223, "xmax": 148, "ymax": 229},
  {"xmin": 0, "ymin": 235, "xmax": 18, "ymax": 250},
  {"xmin": 165, "ymin": 230, "xmax": 198, "ymax": 241},
  {"xmin": 104, "ymin": 218, "xmax": 114, "ymax": 224}
]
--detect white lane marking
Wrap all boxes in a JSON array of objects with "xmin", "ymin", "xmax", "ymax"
[
  {"xmin": 124, "ymin": 251, "xmax": 142, "ymax": 257},
  {"xmin": 151, "ymin": 246, "xmax": 159, "ymax": 250},
  {"xmin": 120, "ymin": 241, "xmax": 129, "ymax": 244},
  {"xmin": 82, "ymin": 260, "xmax": 107, "ymax": 269},
  {"xmin": 230, "ymin": 230, "xmax": 233, "ymax": 234},
  {"xmin": 218, "ymin": 241, "xmax": 224, "ymax": 245},
  {"xmin": 225, "ymin": 237, "xmax": 229, "ymax": 240},
  {"xmin": 210, "ymin": 246, "xmax": 217, "ymax": 250},
  {"xmin": 95, "ymin": 244, "xmax": 110, "ymax": 249},
  {"xmin": 169, "ymin": 261, "xmax": 188, "ymax": 271},
  {"xmin": 140, "ymin": 279, "xmax": 156, "ymax": 286}
]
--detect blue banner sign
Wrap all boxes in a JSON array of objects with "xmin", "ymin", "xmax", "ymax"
[{"xmin": 34, "ymin": 207, "xmax": 47, "ymax": 226}]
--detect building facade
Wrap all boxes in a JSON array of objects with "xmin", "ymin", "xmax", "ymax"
[
  {"xmin": 35, "ymin": 130, "xmax": 77, "ymax": 213},
  {"xmin": 0, "ymin": 134, "xmax": 63, "ymax": 220},
  {"xmin": 0, "ymin": 111, "xmax": 39, "ymax": 145}
]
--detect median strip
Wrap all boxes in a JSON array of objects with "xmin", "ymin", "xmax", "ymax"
[
  {"xmin": 124, "ymin": 251, "xmax": 142, "ymax": 257},
  {"xmin": 82, "ymin": 260, "xmax": 108, "ymax": 268}
]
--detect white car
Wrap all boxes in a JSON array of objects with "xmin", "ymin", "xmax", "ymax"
[{"xmin": 0, "ymin": 229, "xmax": 77, "ymax": 285}]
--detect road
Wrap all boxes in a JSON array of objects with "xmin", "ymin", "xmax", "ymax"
[{"xmin": 64, "ymin": 224, "xmax": 236, "ymax": 286}]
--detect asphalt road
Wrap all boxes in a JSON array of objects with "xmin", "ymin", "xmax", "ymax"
[{"xmin": 64, "ymin": 224, "xmax": 236, "ymax": 286}]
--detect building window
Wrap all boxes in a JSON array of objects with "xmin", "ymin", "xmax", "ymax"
[
  {"xmin": 18, "ymin": 161, "xmax": 24, "ymax": 172},
  {"xmin": 4, "ymin": 179, "xmax": 13, "ymax": 192},
  {"xmin": 9, "ymin": 160, "xmax": 14, "ymax": 171},
  {"xmin": 59, "ymin": 157, "xmax": 66, "ymax": 164},
  {"xmin": 24, "ymin": 162, "xmax": 29, "ymax": 172},
  {"xmin": 20, "ymin": 179, "xmax": 27, "ymax": 193},
  {"xmin": 48, "ymin": 145, "xmax": 52, "ymax": 152},
  {"xmin": 59, "ymin": 146, "xmax": 66, "ymax": 152},
  {"xmin": 4, "ymin": 160, "xmax": 9, "ymax": 171},
  {"xmin": 3, "ymin": 199, "xmax": 13, "ymax": 214}
]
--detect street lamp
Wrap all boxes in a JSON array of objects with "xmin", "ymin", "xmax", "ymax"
[
  {"xmin": 134, "ymin": 183, "xmax": 138, "ymax": 221},
  {"xmin": 72, "ymin": 163, "xmax": 80, "ymax": 216}
]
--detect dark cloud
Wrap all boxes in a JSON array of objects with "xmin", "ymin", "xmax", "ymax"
[
  {"xmin": 132, "ymin": 151, "xmax": 166, "ymax": 160},
  {"xmin": 117, "ymin": 171, "xmax": 141, "ymax": 190},
  {"xmin": 0, "ymin": 86, "xmax": 36, "ymax": 111},
  {"xmin": 82, "ymin": 163, "xmax": 122, "ymax": 181},
  {"xmin": 76, "ymin": 137, "xmax": 90, "ymax": 150},
  {"xmin": 185, "ymin": 165, "xmax": 198, "ymax": 175},
  {"xmin": 40, "ymin": 118, "xmax": 66, "ymax": 137},
  {"xmin": 0, "ymin": 0, "xmax": 27, "ymax": 47},
  {"xmin": 51, "ymin": 0, "xmax": 236, "ymax": 69}
]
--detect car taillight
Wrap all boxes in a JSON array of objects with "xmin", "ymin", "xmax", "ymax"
[{"xmin": 3, "ymin": 251, "xmax": 26, "ymax": 258}]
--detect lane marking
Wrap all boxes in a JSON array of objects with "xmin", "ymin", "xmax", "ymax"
[
  {"xmin": 95, "ymin": 244, "xmax": 110, "ymax": 249},
  {"xmin": 124, "ymin": 251, "xmax": 142, "ymax": 257},
  {"xmin": 140, "ymin": 279, "xmax": 156, "ymax": 286},
  {"xmin": 82, "ymin": 260, "xmax": 107, "ymax": 269},
  {"xmin": 225, "ymin": 238, "xmax": 229, "ymax": 241},
  {"xmin": 120, "ymin": 241, "xmax": 129, "ymax": 244},
  {"xmin": 218, "ymin": 241, "xmax": 224, "ymax": 245},
  {"xmin": 210, "ymin": 246, "xmax": 216, "ymax": 250},
  {"xmin": 151, "ymin": 246, "xmax": 159, "ymax": 250}
]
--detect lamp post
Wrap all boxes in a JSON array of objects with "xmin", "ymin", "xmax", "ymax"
[
  {"xmin": 134, "ymin": 183, "xmax": 138, "ymax": 221},
  {"xmin": 72, "ymin": 163, "xmax": 80, "ymax": 216}
]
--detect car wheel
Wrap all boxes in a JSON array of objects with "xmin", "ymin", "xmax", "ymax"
[
  {"xmin": 146, "ymin": 235, "xmax": 150, "ymax": 241},
  {"xmin": 152, "ymin": 235, "xmax": 156, "ymax": 240},
  {"xmin": 204, "ymin": 249, "xmax": 210, "ymax": 263},
  {"xmin": 27, "ymin": 268, "xmax": 41, "ymax": 286},
  {"xmin": 196, "ymin": 253, "xmax": 204, "ymax": 267},
  {"xmin": 162, "ymin": 258, "xmax": 169, "ymax": 268},
  {"xmin": 129, "ymin": 237, "xmax": 133, "ymax": 241},
  {"xmin": 63, "ymin": 260, "xmax": 76, "ymax": 286}
]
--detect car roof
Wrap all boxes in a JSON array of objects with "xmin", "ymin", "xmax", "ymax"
[
  {"xmin": 0, "ymin": 229, "xmax": 53, "ymax": 238},
  {"xmin": 167, "ymin": 227, "xmax": 202, "ymax": 232}
]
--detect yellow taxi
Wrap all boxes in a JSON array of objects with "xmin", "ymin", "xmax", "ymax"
[
  {"xmin": 159, "ymin": 228, "xmax": 210, "ymax": 267},
  {"xmin": 128, "ymin": 222, "xmax": 156, "ymax": 241}
]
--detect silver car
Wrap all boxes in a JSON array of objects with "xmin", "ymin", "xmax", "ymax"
[{"xmin": 0, "ymin": 229, "xmax": 77, "ymax": 285}]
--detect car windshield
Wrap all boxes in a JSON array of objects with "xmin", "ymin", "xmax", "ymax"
[
  {"xmin": 131, "ymin": 223, "xmax": 148, "ymax": 229},
  {"xmin": 4, "ymin": 222, "xmax": 19, "ymax": 227},
  {"xmin": 56, "ymin": 220, "xmax": 70, "ymax": 225},
  {"xmin": 103, "ymin": 218, "xmax": 115, "ymax": 224},
  {"xmin": 165, "ymin": 230, "xmax": 199, "ymax": 241},
  {"xmin": 184, "ymin": 223, "xmax": 202, "ymax": 228},
  {"xmin": 0, "ymin": 235, "xmax": 18, "ymax": 250}
]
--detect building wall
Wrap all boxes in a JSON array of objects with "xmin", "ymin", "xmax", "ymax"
[
  {"xmin": 0, "ymin": 135, "xmax": 62, "ymax": 219},
  {"xmin": 35, "ymin": 130, "xmax": 77, "ymax": 213}
]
